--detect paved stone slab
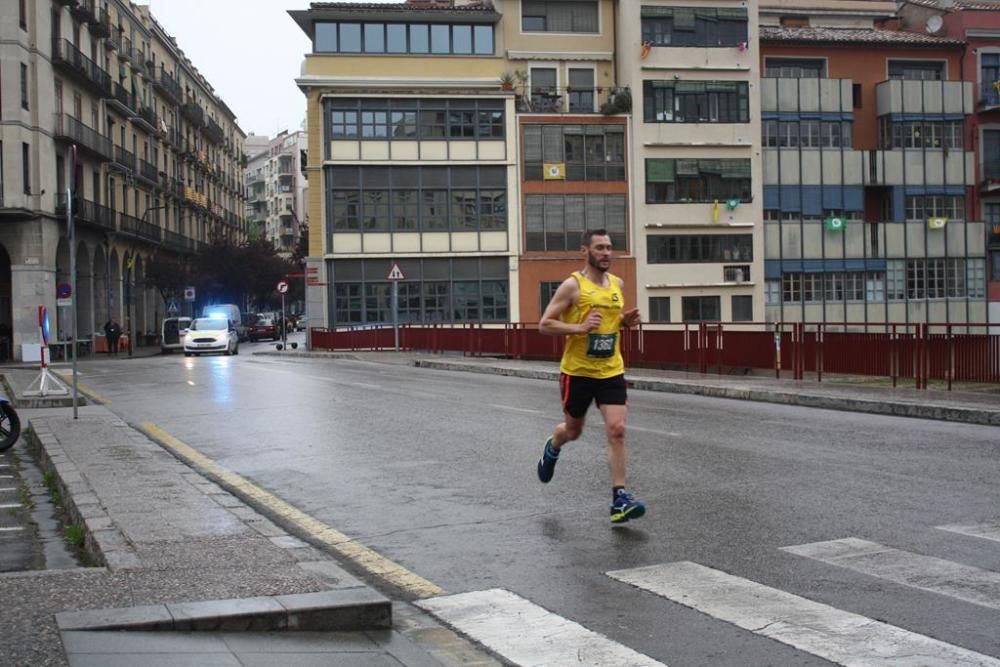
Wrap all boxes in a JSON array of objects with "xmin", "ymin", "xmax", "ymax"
[{"xmin": 57, "ymin": 604, "xmax": 173, "ymax": 631}]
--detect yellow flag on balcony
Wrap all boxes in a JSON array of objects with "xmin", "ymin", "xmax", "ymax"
[
  {"xmin": 543, "ymin": 163, "xmax": 566, "ymax": 180},
  {"xmin": 928, "ymin": 217, "xmax": 948, "ymax": 229}
]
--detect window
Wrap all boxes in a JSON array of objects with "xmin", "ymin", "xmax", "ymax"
[
  {"xmin": 641, "ymin": 6, "xmax": 748, "ymax": 47},
  {"xmin": 328, "ymin": 165, "xmax": 506, "ymax": 233},
  {"xmin": 782, "ymin": 274, "xmax": 801, "ymax": 303},
  {"xmin": 765, "ymin": 280, "xmax": 781, "ymax": 305},
  {"xmin": 539, "ymin": 281, "xmax": 561, "ymax": 313},
  {"xmin": 967, "ymin": 258, "xmax": 985, "ymax": 298},
  {"xmin": 880, "ymin": 119, "xmax": 963, "ymax": 149},
  {"xmin": 643, "ymin": 81, "xmax": 749, "ymax": 123},
  {"xmin": 982, "ymin": 53, "xmax": 1000, "ymax": 106},
  {"xmin": 645, "ymin": 158, "xmax": 752, "ymax": 203},
  {"xmin": 22, "ymin": 142, "xmax": 30, "ymax": 195},
  {"xmin": 682, "ymin": 296, "xmax": 721, "ymax": 321},
  {"xmin": 649, "ymin": 297, "xmax": 671, "ymax": 322},
  {"xmin": 905, "ymin": 195, "xmax": 964, "ymax": 222},
  {"xmin": 866, "ymin": 273, "xmax": 885, "ymax": 303},
  {"xmin": 523, "ymin": 1, "xmax": 599, "ymax": 33},
  {"xmin": 568, "ymin": 69, "xmax": 595, "ymax": 113},
  {"xmin": 888, "ymin": 60, "xmax": 944, "ymax": 81},
  {"xmin": 724, "ymin": 265, "xmax": 750, "ymax": 282},
  {"xmin": 731, "ymin": 295, "xmax": 753, "ymax": 321},
  {"xmin": 764, "ymin": 58, "xmax": 825, "ymax": 79},
  {"xmin": 802, "ymin": 273, "xmax": 822, "ymax": 302},
  {"xmin": 19, "ymin": 0, "xmax": 26, "ymax": 29},
  {"xmin": 328, "ymin": 99, "xmax": 504, "ymax": 141},
  {"xmin": 991, "ymin": 252, "xmax": 1000, "ymax": 282},
  {"xmin": 525, "ymin": 194, "xmax": 626, "ymax": 251},
  {"xmin": 315, "ymin": 22, "xmax": 494, "ymax": 55},
  {"xmin": 20, "ymin": 63, "xmax": 29, "ymax": 110},
  {"xmin": 647, "ymin": 234, "xmax": 753, "ymax": 263},
  {"xmin": 523, "ymin": 124, "xmax": 625, "ymax": 181}
]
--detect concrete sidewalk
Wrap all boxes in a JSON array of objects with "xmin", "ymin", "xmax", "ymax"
[
  {"xmin": 0, "ymin": 369, "xmax": 500, "ymax": 667},
  {"xmin": 258, "ymin": 350, "xmax": 1000, "ymax": 427}
]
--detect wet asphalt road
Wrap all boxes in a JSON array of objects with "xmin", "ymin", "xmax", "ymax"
[{"xmin": 59, "ymin": 342, "xmax": 1000, "ymax": 666}]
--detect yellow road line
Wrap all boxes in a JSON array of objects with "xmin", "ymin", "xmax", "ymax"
[
  {"xmin": 140, "ymin": 422, "xmax": 444, "ymax": 599},
  {"xmin": 55, "ymin": 372, "xmax": 109, "ymax": 405}
]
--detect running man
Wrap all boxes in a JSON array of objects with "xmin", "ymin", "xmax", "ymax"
[{"xmin": 536, "ymin": 229, "xmax": 645, "ymax": 524}]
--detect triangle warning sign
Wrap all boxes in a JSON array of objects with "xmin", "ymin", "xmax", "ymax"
[{"xmin": 387, "ymin": 263, "xmax": 405, "ymax": 280}]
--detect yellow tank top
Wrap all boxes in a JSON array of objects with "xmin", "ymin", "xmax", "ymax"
[{"xmin": 559, "ymin": 271, "xmax": 625, "ymax": 379}]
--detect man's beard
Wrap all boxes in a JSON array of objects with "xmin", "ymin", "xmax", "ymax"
[{"xmin": 587, "ymin": 252, "xmax": 610, "ymax": 272}]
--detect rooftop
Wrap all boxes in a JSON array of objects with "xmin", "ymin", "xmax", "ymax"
[{"xmin": 760, "ymin": 25, "xmax": 964, "ymax": 44}]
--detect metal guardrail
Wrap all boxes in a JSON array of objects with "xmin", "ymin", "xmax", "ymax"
[
  {"xmin": 53, "ymin": 113, "xmax": 114, "ymax": 160},
  {"xmin": 310, "ymin": 321, "xmax": 1000, "ymax": 390}
]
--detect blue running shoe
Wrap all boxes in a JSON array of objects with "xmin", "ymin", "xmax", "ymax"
[
  {"xmin": 537, "ymin": 437, "xmax": 559, "ymax": 483},
  {"xmin": 610, "ymin": 490, "xmax": 645, "ymax": 523}
]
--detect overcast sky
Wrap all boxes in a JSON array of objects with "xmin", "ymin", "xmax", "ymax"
[{"xmin": 147, "ymin": 0, "xmax": 318, "ymax": 139}]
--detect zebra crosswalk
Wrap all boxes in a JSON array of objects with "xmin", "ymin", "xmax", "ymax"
[{"xmin": 418, "ymin": 527, "xmax": 1000, "ymax": 666}]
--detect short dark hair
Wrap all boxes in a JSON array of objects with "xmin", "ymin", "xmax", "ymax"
[{"xmin": 581, "ymin": 229, "xmax": 610, "ymax": 247}]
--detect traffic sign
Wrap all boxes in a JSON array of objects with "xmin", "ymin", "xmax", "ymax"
[
  {"xmin": 276, "ymin": 280, "xmax": 289, "ymax": 294},
  {"xmin": 56, "ymin": 282, "xmax": 72, "ymax": 299},
  {"xmin": 167, "ymin": 301, "xmax": 179, "ymax": 316},
  {"xmin": 183, "ymin": 286, "xmax": 196, "ymax": 302},
  {"xmin": 387, "ymin": 263, "xmax": 405, "ymax": 281}
]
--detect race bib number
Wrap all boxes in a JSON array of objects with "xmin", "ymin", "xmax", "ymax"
[{"xmin": 586, "ymin": 333, "xmax": 617, "ymax": 358}]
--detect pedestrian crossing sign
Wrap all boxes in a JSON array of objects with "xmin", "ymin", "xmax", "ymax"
[{"xmin": 167, "ymin": 301, "xmax": 179, "ymax": 316}]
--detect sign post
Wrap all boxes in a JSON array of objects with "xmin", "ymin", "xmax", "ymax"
[
  {"xmin": 276, "ymin": 280, "xmax": 289, "ymax": 349},
  {"xmin": 68, "ymin": 145, "xmax": 79, "ymax": 417},
  {"xmin": 386, "ymin": 262, "xmax": 405, "ymax": 352},
  {"xmin": 24, "ymin": 306, "xmax": 69, "ymax": 397}
]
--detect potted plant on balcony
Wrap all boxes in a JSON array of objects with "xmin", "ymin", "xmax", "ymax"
[{"xmin": 500, "ymin": 72, "xmax": 515, "ymax": 91}]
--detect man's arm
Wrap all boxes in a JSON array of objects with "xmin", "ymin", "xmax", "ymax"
[{"xmin": 539, "ymin": 277, "xmax": 598, "ymax": 336}]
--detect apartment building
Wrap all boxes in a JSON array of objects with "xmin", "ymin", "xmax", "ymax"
[
  {"xmin": 618, "ymin": 0, "xmax": 763, "ymax": 324},
  {"xmin": 0, "ymin": 0, "xmax": 247, "ymax": 360},
  {"xmin": 897, "ymin": 0, "xmax": 1000, "ymax": 325},
  {"xmin": 243, "ymin": 130, "xmax": 307, "ymax": 255},
  {"xmin": 759, "ymin": 0, "xmax": 986, "ymax": 326},
  {"xmin": 508, "ymin": 0, "xmax": 635, "ymax": 322},
  {"xmin": 291, "ymin": 0, "xmax": 518, "ymax": 327}
]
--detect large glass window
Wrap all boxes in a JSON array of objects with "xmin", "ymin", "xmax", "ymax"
[
  {"xmin": 643, "ymin": 81, "xmax": 749, "ymax": 123},
  {"xmin": 764, "ymin": 58, "xmax": 826, "ymax": 78},
  {"xmin": 641, "ymin": 6, "xmax": 747, "ymax": 48},
  {"xmin": 645, "ymin": 158, "xmax": 752, "ymax": 203},
  {"xmin": 522, "ymin": 1, "xmax": 599, "ymax": 33},
  {"xmin": 647, "ymin": 234, "xmax": 753, "ymax": 263},
  {"xmin": 328, "ymin": 98, "xmax": 504, "ymax": 140},
  {"xmin": 328, "ymin": 165, "xmax": 507, "ymax": 233},
  {"xmin": 525, "ymin": 194, "xmax": 627, "ymax": 251},
  {"xmin": 682, "ymin": 296, "xmax": 721, "ymax": 321},
  {"xmin": 879, "ymin": 119, "xmax": 963, "ymax": 150},
  {"xmin": 314, "ymin": 22, "xmax": 494, "ymax": 55},
  {"xmin": 523, "ymin": 124, "xmax": 625, "ymax": 181},
  {"xmin": 888, "ymin": 60, "xmax": 945, "ymax": 81},
  {"xmin": 904, "ymin": 195, "xmax": 965, "ymax": 222}
]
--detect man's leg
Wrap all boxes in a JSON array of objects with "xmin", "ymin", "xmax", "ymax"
[
  {"xmin": 551, "ymin": 413, "xmax": 586, "ymax": 451},
  {"xmin": 598, "ymin": 403, "xmax": 628, "ymax": 487}
]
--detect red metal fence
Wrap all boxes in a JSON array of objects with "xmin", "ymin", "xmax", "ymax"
[{"xmin": 309, "ymin": 322, "xmax": 1000, "ymax": 390}]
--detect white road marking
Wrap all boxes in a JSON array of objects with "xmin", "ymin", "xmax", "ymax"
[
  {"xmin": 187, "ymin": 380, "xmax": 195, "ymax": 386},
  {"xmin": 782, "ymin": 537, "xmax": 1000, "ymax": 610},
  {"xmin": 0, "ymin": 475, "xmax": 13, "ymax": 480},
  {"xmin": 417, "ymin": 588, "xmax": 666, "ymax": 667},
  {"xmin": 0, "ymin": 488, "xmax": 16, "ymax": 492},
  {"xmin": 489, "ymin": 404, "xmax": 543, "ymax": 415},
  {"xmin": 937, "ymin": 522, "xmax": 1000, "ymax": 544},
  {"xmin": 629, "ymin": 425, "xmax": 681, "ymax": 437},
  {"xmin": 0, "ymin": 503, "xmax": 21, "ymax": 509},
  {"xmin": 608, "ymin": 561, "xmax": 1000, "ymax": 667},
  {"xmin": 0, "ymin": 526, "xmax": 24, "ymax": 532}
]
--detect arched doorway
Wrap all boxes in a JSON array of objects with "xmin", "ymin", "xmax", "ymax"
[
  {"xmin": 55, "ymin": 238, "xmax": 71, "ymax": 340},
  {"xmin": 109, "ymin": 248, "xmax": 121, "ymax": 322},
  {"xmin": 0, "ymin": 244, "xmax": 12, "ymax": 361},
  {"xmin": 75, "ymin": 241, "xmax": 93, "ymax": 342},
  {"xmin": 134, "ymin": 255, "xmax": 147, "ymax": 343},
  {"xmin": 93, "ymin": 246, "xmax": 108, "ymax": 330}
]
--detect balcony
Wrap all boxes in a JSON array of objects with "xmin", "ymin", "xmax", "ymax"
[
  {"xmin": 154, "ymin": 66, "xmax": 183, "ymax": 105},
  {"xmin": 113, "ymin": 145, "xmax": 136, "ymax": 172},
  {"xmin": 181, "ymin": 99, "xmax": 204, "ymax": 126},
  {"xmin": 70, "ymin": 0, "xmax": 96, "ymax": 23},
  {"xmin": 875, "ymin": 79, "xmax": 971, "ymax": 117},
  {"xmin": 203, "ymin": 118, "xmax": 225, "ymax": 145},
  {"xmin": 105, "ymin": 25, "xmax": 120, "ymax": 51},
  {"xmin": 51, "ymin": 38, "xmax": 111, "ymax": 96},
  {"xmin": 979, "ymin": 81, "xmax": 1000, "ymax": 112},
  {"xmin": 133, "ymin": 105, "xmax": 158, "ymax": 135},
  {"xmin": 982, "ymin": 160, "xmax": 1000, "ymax": 193},
  {"xmin": 107, "ymin": 81, "xmax": 136, "ymax": 115},
  {"xmin": 137, "ymin": 158, "xmax": 159, "ymax": 187},
  {"xmin": 761, "ymin": 78, "xmax": 854, "ymax": 114},
  {"xmin": 90, "ymin": 6, "xmax": 110, "ymax": 38},
  {"xmin": 516, "ymin": 86, "xmax": 631, "ymax": 115},
  {"xmin": 118, "ymin": 36, "xmax": 132, "ymax": 62},
  {"xmin": 162, "ymin": 229, "xmax": 195, "ymax": 254},
  {"xmin": 119, "ymin": 212, "xmax": 162, "ymax": 243},
  {"xmin": 863, "ymin": 149, "xmax": 974, "ymax": 187},
  {"xmin": 53, "ymin": 113, "xmax": 114, "ymax": 161},
  {"xmin": 55, "ymin": 195, "xmax": 116, "ymax": 232}
]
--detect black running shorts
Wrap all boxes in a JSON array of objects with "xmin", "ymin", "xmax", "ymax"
[{"xmin": 559, "ymin": 373, "xmax": 627, "ymax": 419}]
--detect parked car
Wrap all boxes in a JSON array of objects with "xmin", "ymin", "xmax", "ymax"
[
  {"xmin": 161, "ymin": 317, "xmax": 192, "ymax": 354},
  {"xmin": 183, "ymin": 318, "xmax": 239, "ymax": 356},
  {"xmin": 248, "ymin": 317, "xmax": 279, "ymax": 342},
  {"xmin": 295, "ymin": 316, "xmax": 308, "ymax": 332}
]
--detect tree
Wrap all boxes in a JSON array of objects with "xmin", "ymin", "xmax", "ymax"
[
  {"xmin": 190, "ymin": 238, "xmax": 297, "ymax": 312},
  {"xmin": 145, "ymin": 253, "xmax": 191, "ymax": 307}
]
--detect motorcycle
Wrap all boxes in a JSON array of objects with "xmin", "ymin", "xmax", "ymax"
[{"xmin": 0, "ymin": 393, "xmax": 21, "ymax": 452}]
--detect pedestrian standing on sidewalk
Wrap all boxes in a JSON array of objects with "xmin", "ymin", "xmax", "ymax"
[
  {"xmin": 104, "ymin": 318, "xmax": 122, "ymax": 355},
  {"xmin": 536, "ymin": 229, "xmax": 645, "ymax": 524}
]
